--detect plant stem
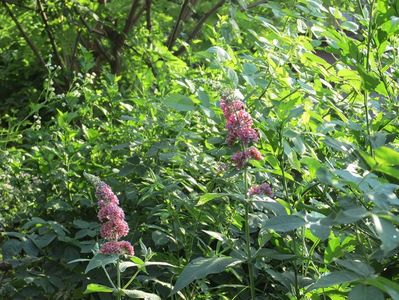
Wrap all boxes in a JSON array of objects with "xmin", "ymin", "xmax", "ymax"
[
  {"xmin": 123, "ymin": 269, "xmax": 140, "ymax": 289},
  {"xmin": 364, "ymin": 0, "xmax": 375, "ymax": 156},
  {"xmin": 117, "ymin": 258, "xmax": 121, "ymax": 300},
  {"xmin": 102, "ymin": 266, "xmax": 117, "ymax": 290},
  {"xmin": 243, "ymin": 166, "xmax": 255, "ymax": 299},
  {"xmin": 278, "ymin": 126, "xmax": 300, "ymax": 299}
]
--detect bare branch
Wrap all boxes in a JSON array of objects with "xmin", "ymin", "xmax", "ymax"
[
  {"xmin": 72, "ymin": 6, "xmax": 113, "ymax": 64},
  {"xmin": 174, "ymin": 0, "xmax": 226, "ymax": 55},
  {"xmin": 70, "ymin": 30, "xmax": 82, "ymax": 70},
  {"xmin": 36, "ymin": 0, "xmax": 65, "ymax": 70},
  {"xmin": 145, "ymin": 0, "xmax": 152, "ymax": 31},
  {"xmin": 166, "ymin": 0, "xmax": 191, "ymax": 50},
  {"xmin": 123, "ymin": 0, "xmax": 140, "ymax": 35},
  {"xmin": 2, "ymin": 0, "xmax": 46, "ymax": 68},
  {"xmin": 130, "ymin": 4, "xmax": 146, "ymax": 29}
]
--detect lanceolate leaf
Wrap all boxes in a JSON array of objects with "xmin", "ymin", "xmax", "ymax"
[
  {"xmin": 197, "ymin": 193, "xmax": 227, "ymax": 206},
  {"xmin": 262, "ymin": 215, "xmax": 306, "ymax": 232},
  {"xmin": 348, "ymin": 285, "xmax": 384, "ymax": 300},
  {"xmin": 164, "ymin": 94, "xmax": 195, "ymax": 112},
  {"xmin": 309, "ymin": 270, "xmax": 361, "ymax": 290},
  {"xmin": 85, "ymin": 253, "xmax": 119, "ymax": 273},
  {"xmin": 122, "ymin": 289, "xmax": 161, "ymax": 300},
  {"xmin": 83, "ymin": 283, "xmax": 114, "ymax": 294},
  {"xmin": 172, "ymin": 257, "xmax": 243, "ymax": 294}
]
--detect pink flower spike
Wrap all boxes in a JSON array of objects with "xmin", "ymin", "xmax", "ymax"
[
  {"xmin": 98, "ymin": 203, "xmax": 125, "ymax": 222},
  {"xmin": 95, "ymin": 182, "xmax": 119, "ymax": 206},
  {"xmin": 248, "ymin": 182, "xmax": 273, "ymax": 197},
  {"xmin": 247, "ymin": 146, "xmax": 263, "ymax": 161},
  {"xmin": 232, "ymin": 151, "xmax": 248, "ymax": 169},
  {"xmin": 85, "ymin": 174, "xmax": 134, "ymax": 256},
  {"xmin": 100, "ymin": 219, "xmax": 129, "ymax": 241},
  {"xmin": 220, "ymin": 98, "xmax": 245, "ymax": 119},
  {"xmin": 226, "ymin": 110, "xmax": 258, "ymax": 145},
  {"xmin": 100, "ymin": 241, "xmax": 134, "ymax": 256}
]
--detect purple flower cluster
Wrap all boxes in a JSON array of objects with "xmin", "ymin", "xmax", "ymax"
[
  {"xmin": 220, "ymin": 91, "xmax": 273, "ymax": 197},
  {"xmin": 100, "ymin": 240, "xmax": 134, "ymax": 256},
  {"xmin": 220, "ymin": 98, "xmax": 259, "ymax": 146},
  {"xmin": 232, "ymin": 146, "xmax": 263, "ymax": 169},
  {"xmin": 248, "ymin": 182, "xmax": 273, "ymax": 197},
  {"xmin": 85, "ymin": 173, "xmax": 134, "ymax": 256}
]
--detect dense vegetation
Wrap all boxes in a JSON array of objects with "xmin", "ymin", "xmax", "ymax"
[{"xmin": 1, "ymin": 0, "xmax": 399, "ymax": 299}]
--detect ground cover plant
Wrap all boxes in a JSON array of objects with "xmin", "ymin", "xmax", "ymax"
[{"xmin": 1, "ymin": 0, "xmax": 399, "ymax": 299}]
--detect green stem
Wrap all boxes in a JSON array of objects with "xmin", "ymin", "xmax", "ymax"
[
  {"xmin": 116, "ymin": 258, "xmax": 121, "ymax": 300},
  {"xmin": 278, "ymin": 127, "xmax": 300, "ymax": 299},
  {"xmin": 364, "ymin": 0, "xmax": 375, "ymax": 156},
  {"xmin": 243, "ymin": 166, "xmax": 255, "ymax": 299},
  {"xmin": 123, "ymin": 269, "xmax": 140, "ymax": 289},
  {"xmin": 102, "ymin": 265, "xmax": 117, "ymax": 290}
]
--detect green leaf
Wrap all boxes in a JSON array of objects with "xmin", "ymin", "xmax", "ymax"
[
  {"xmin": 22, "ymin": 239, "xmax": 39, "ymax": 257},
  {"xmin": 359, "ymin": 149, "xmax": 399, "ymax": 180},
  {"xmin": 334, "ymin": 207, "xmax": 369, "ymax": 224},
  {"xmin": 256, "ymin": 248, "xmax": 296, "ymax": 260},
  {"xmin": 309, "ymin": 270, "xmax": 361, "ymax": 290},
  {"xmin": 122, "ymin": 289, "xmax": 161, "ymax": 299},
  {"xmin": 164, "ymin": 94, "xmax": 195, "ymax": 112},
  {"xmin": 85, "ymin": 253, "xmax": 119, "ymax": 273},
  {"xmin": 172, "ymin": 257, "xmax": 243, "ymax": 294},
  {"xmin": 197, "ymin": 193, "xmax": 227, "ymax": 206},
  {"xmin": 374, "ymin": 146, "xmax": 399, "ymax": 166},
  {"xmin": 207, "ymin": 46, "xmax": 231, "ymax": 62},
  {"xmin": 262, "ymin": 215, "xmax": 305, "ymax": 232},
  {"xmin": 83, "ymin": 283, "xmax": 114, "ymax": 294},
  {"xmin": 349, "ymin": 284, "xmax": 384, "ymax": 300},
  {"xmin": 202, "ymin": 230, "xmax": 225, "ymax": 241},
  {"xmin": 336, "ymin": 259, "xmax": 375, "ymax": 277},
  {"xmin": 372, "ymin": 215, "xmax": 399, "ymax": 254},
  {"xmin": 31, "ymin": 233, "xmax": 57, "ymax": 249},
  {"xmin": 366, "ymin": 277, "xmax": 399, "ymax": 299},
  {"xmin": 2, "ymin": 239, "xmax": 22, "ymax": 258},
  {"xmin": 119, "ymin": 261, "xmax": 175, "ymax": 272},
  {"xmin": 341, "ymin": 21, "xmax": 359, "ymax": 32},
  {"xmin": 357, "ymin": 67, "xmax": 380, "ymax": 90}
]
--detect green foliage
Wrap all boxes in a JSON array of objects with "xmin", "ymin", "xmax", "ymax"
[{"xmin": 1, "ymin": 0, "xmax": 399, "ymax": 299}]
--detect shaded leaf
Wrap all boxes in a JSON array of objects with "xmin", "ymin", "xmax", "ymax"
[
  {"xmin": 262, "ymin": 215, "xmax": 305, "ymax": 232},
  {"xmin": 172, "ymin": 257, "xmax": 243, "ymax": 294}
]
